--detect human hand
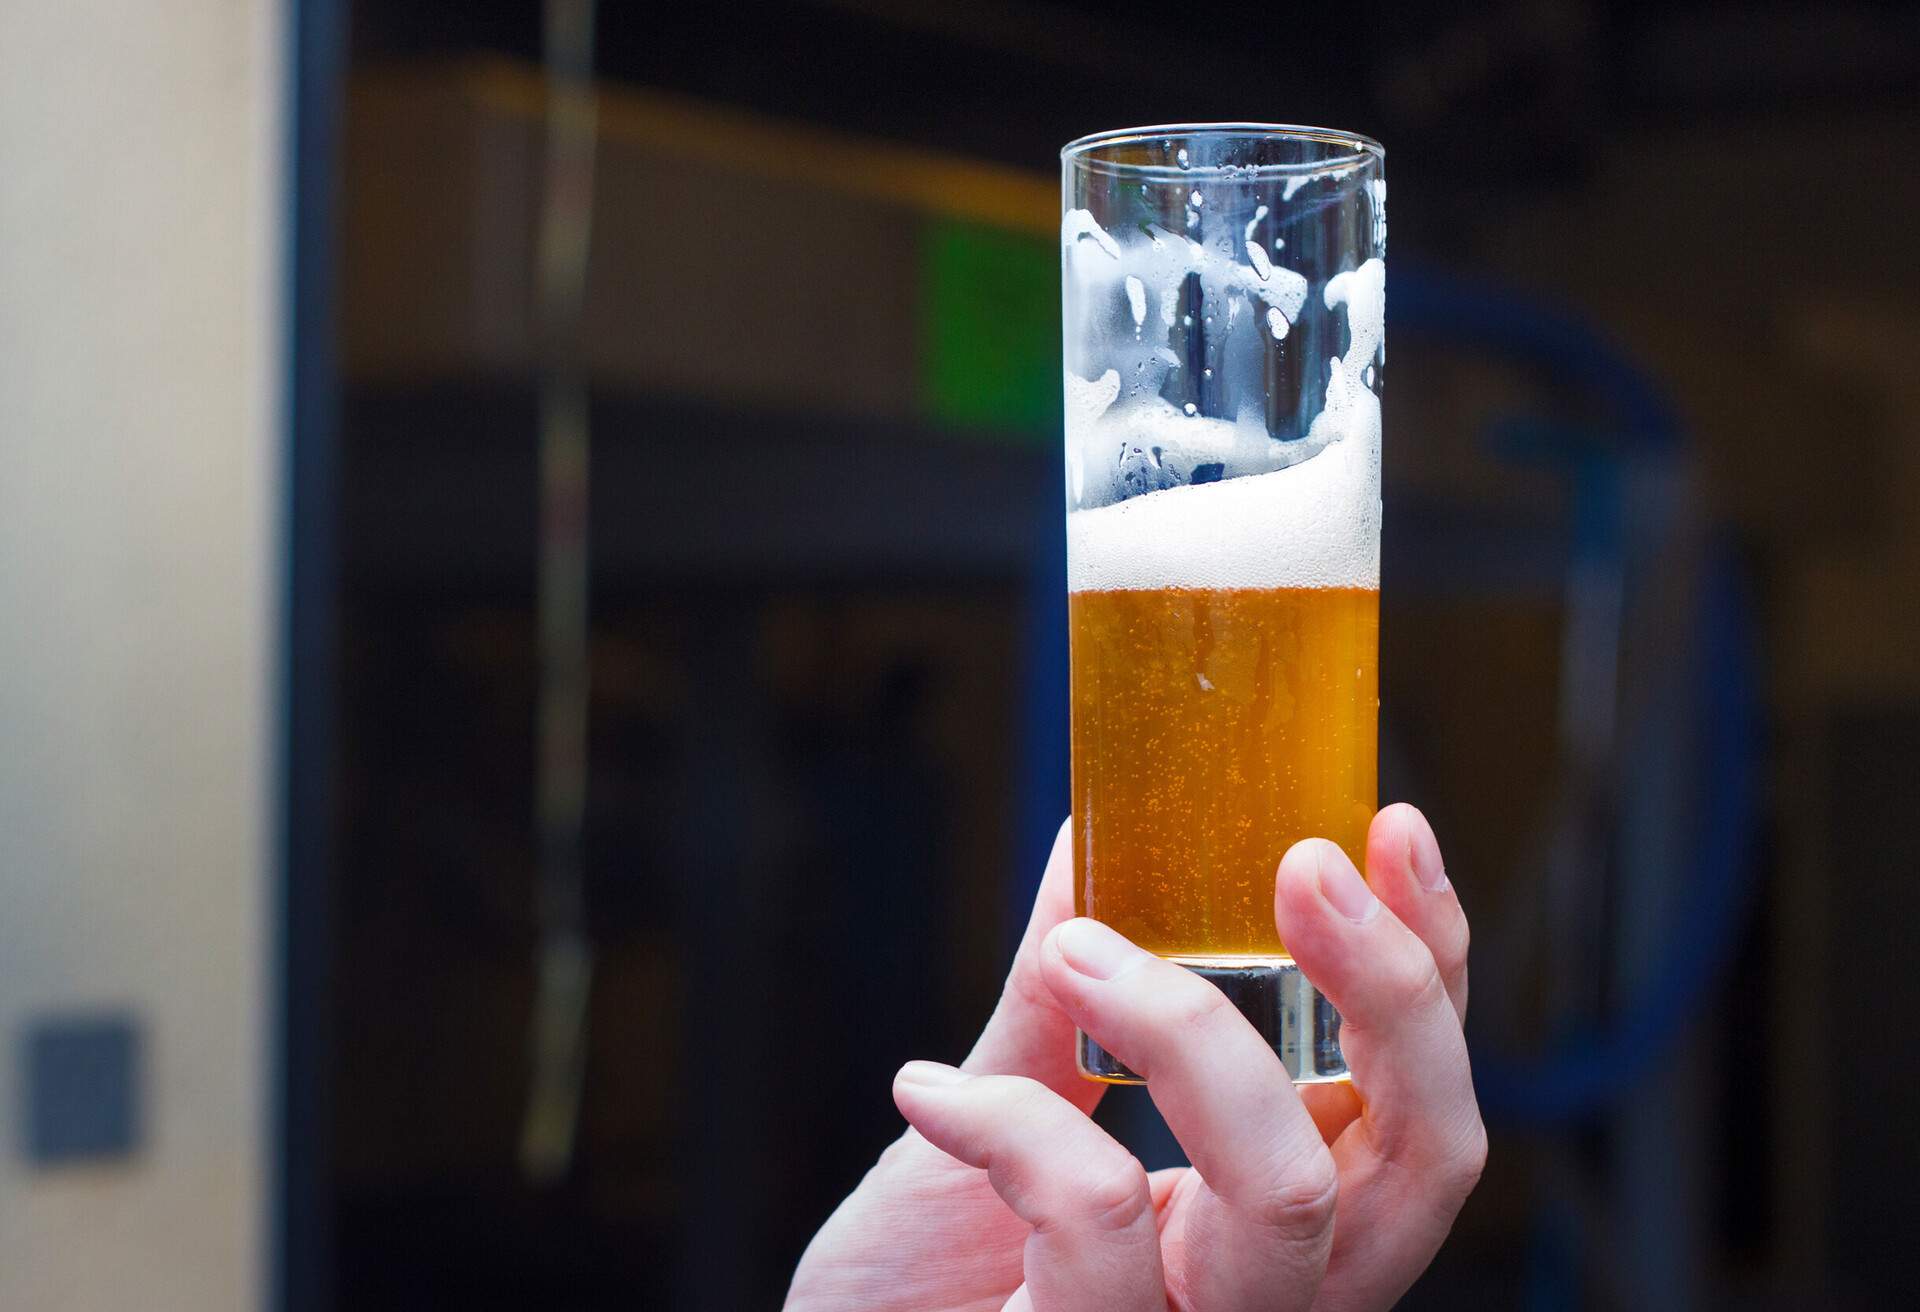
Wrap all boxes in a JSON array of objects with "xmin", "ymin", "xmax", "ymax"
[{"xmin": 786, "ymin": 804, "xmax": 1485, "ymax": 1311}]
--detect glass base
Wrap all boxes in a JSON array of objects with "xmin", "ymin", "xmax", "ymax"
[{"xmin": 1077, "ymin": 957, "xmax": 1349, "ymax": 1085}]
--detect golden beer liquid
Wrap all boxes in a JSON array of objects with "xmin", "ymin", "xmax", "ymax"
[{"xmin": 1069, "ymin": 585, "xmax": 1379, "ymax": 960}]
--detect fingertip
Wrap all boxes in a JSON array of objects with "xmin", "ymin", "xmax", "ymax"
[
  {"xmin": 1276, "ymin": 837, "xmax": 1354, "ymax": 920},
  {"xmin": 1366, "ymin": 804, "xmax": 1414, "ymax": 885},
  {"xmin": 1034, "ymin": 917, "xmax": 1070, "ymax": 977},
  {"xmin": 1371, "ymin": 802, "xmax": 1447, "ymax": 896},
  {"xmin": 1275, "ymin": 839, "xmax": 1319, "ymax": 923},
  {"xmin": 1035, "ymin": 918, "xmax": 1140, "ymax": 1018},
  {"xmin": 890, "ymin": 1072, "xmax": 919, "ymax": 1121},
  {"xmin": 1274, "ymin": 839, "xmax": 1376, "ymax": 990},
  {"xmin": 1276, "ymin": 841, "xmax": 1327, "ymax": 938},
  {"xmin": 893, "ymin": 1061, "xmax": 968, "ymax": 1115},
  {"xmin": 1406, "ymin": 807, "xmax": 1448, "ymax": 892},
  {"xmin": 1368, "ymin": 801, "xmax": 1415, "ymax": 852},
  {"xmin": 1379, "ymin": 800, "xmax": 1425, "ymax": 831},
  {"xmin": 1034, "ymin": 919, "xmax": 1087, "ymax": 1015},
  {"xmin": 896, "ymin": 1060, "xmax": 969, "ymax": 1090},
  {"xmin": 1277, "ymin": 836, "xmax": 1334, "ymax": 897}
]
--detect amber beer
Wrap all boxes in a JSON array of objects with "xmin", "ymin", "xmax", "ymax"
[{"xmin": 1069, "ymin": 585, "xmax": 1378, "ymax": 959}]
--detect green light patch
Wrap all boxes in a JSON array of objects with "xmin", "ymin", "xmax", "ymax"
[{"xmin": 919, "ymin": 220, "xmax": 1059, "ymax": 441}]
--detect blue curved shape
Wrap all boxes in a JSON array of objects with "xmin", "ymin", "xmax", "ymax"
[
  {"xmin": 1391, "ymin": 265, "xmax": 1762, "ymax": 1124},
  {"xmin": 1390, "ymin": 268, "xmax": 1681, "ymax": 453},
  {"xmin": 1469, "ymin": 547, "xmax": 1762, "ymax": 1124}
]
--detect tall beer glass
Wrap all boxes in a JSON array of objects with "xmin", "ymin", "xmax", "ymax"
[{"xmin": 1062, "ymin": 125, "xmax": 1385, "ymax": 1083}]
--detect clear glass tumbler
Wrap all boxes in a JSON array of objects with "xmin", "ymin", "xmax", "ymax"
[{"xmin": 1061, "ymin": 124, "xmax": 1386, "ymax": 1083}]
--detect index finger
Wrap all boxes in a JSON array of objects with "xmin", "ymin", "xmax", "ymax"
[{"xmin": 1039, "ymin": 918, "xmax": 1338, "ymax": 1310}]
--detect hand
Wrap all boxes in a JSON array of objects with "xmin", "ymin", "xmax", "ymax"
[{"xmin": 786, "ymin": 804, "xmax": 1485, "ymax": 1312}]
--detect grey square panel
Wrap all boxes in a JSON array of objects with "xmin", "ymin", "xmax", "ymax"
[{"xmin": 19, "ymin": 1013, "xmax": 142, "ymax": 1166}]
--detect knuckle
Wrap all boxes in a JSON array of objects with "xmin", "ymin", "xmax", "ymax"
[
  {"xmin": 1389, "ymin": 951, "xmax": 1451, "ymax": 1018},
  {"xmin": 994, "ymin": 1074, "xmax": 1054, "ymax": 1113},
  {"xmin": 1449, "ymin": 1120, "xmax": 1489, "ymax": 1198},
  {"xmin": 1249, "ymin": 1158, "xmax": 1340, "ymax": 1239},
  {"xmin": 1077, "ymin": 1159, "xmax": 1154, "ymax": 1233},
  {"xmin": 1168, "ymin": 975, "xmax": 1236, "ymax": 1033},
  {"xmin": 1417, "ymin": 1119, "xmax": 1488, "ymax": 1218}
]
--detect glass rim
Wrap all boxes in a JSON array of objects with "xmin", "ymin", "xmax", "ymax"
[{"xmin": 1062, "ymin": 122, "xmax": 1384, "ymax": 180}]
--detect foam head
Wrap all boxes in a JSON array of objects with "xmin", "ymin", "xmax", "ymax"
[{"xmin": 1064, "ymin": 204, "xmax": 1384, "ymax": 592}]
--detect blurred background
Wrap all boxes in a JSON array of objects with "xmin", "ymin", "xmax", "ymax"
[{"xmin": 3, "ymin": 0, "xmax": 1918, "ymax": 1308}]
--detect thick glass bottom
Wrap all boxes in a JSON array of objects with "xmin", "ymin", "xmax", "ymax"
[{"xmin": 1077, "ymin": 957, "xmax": 1349, "ymax": 1085}]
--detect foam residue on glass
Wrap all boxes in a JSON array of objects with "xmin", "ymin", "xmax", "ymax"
[{"xmin": 1061, "ymin": 187, "xmax": 1385, "ymax": 592}]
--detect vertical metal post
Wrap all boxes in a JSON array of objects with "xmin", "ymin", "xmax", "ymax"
[
  {"xmin": 520, "ymin": 0, "xmax": 600, "ymax": 1183},
  {"xmin": 277, "ymin": 0, "xmax": 345, "ymax": 1306}
]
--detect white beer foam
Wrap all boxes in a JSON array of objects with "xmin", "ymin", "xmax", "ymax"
[{"xmin": 1067, "ymin": 258, "xmax": 1385, "ymax": 592}]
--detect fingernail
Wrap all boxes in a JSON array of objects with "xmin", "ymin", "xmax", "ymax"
[
  {"xmin": 1409, "ymin": 816, "xmax": 1450, "ymax": 893},
  {"xmin": 1056, "ymin": 918, "xmax": 1144, "ymax": 980},
  {"xmin": 896, "ymin": 1061, "xmax": 969, "ymax": 1088},
  {"xmin": 1317, "ymin": 846, "xmax": 1380, "ymax": 923}
]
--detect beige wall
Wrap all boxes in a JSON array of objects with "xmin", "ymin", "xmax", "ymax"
[{"xmin": 0, "ymin": 2, "xmax": 283, "ymax": 1308}]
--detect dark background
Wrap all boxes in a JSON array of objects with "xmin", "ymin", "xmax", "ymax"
[{"xmin": 292, "ymin": 1, "xmax": 1920, "ymax": 1307}]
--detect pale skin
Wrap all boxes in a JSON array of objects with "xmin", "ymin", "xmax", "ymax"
[{"xmin": 787, "ymin": 803, "xmax": 1486, "ymax": 1312}]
